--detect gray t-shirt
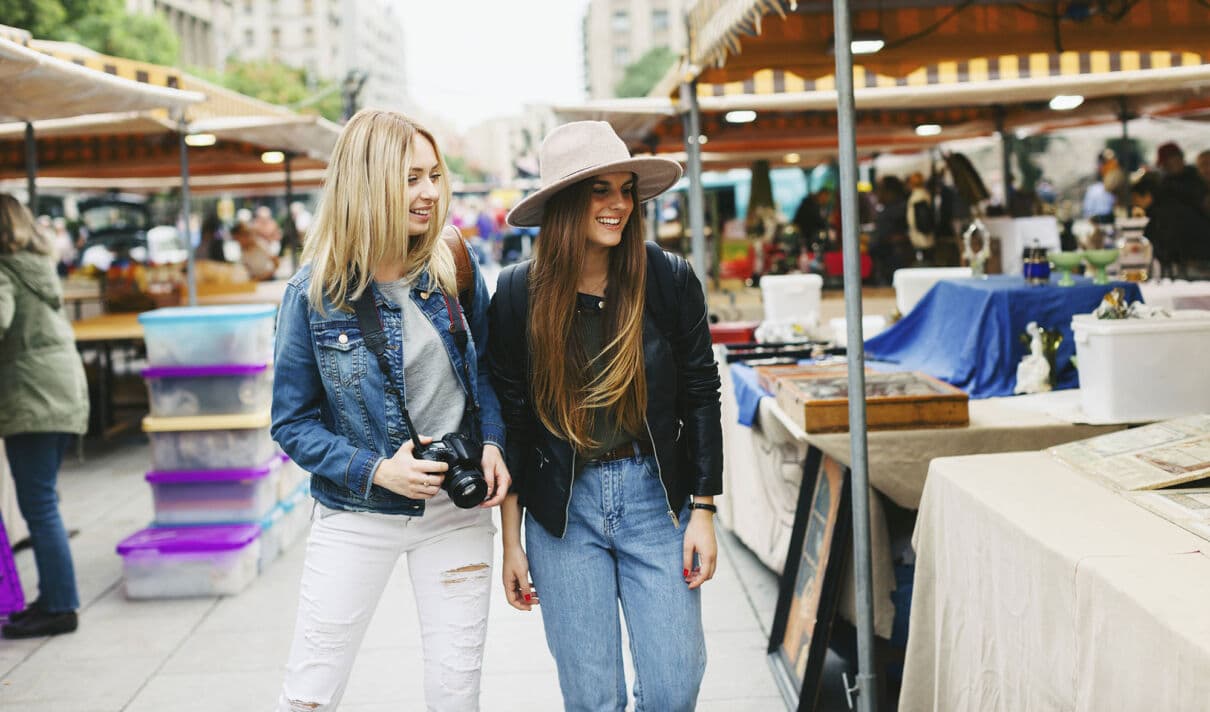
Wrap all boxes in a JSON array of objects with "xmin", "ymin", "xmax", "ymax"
[{"xmin": 377, "ymin": 277, "xmax": 466, "ymax": 441}]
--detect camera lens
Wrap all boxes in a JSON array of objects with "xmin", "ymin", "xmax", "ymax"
[{"xmin": 446, "ymin": 465, "xmax": 488, "ymax": 509}]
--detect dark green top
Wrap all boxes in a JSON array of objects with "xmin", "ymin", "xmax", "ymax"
[{"xmin": 575, "ymin": 292, "xmax": 635, "ymax": 461}]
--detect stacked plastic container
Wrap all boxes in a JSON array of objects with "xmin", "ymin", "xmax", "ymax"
[{"xmin": 115, "ymin": 305, "xmax": 311, "ymax": 599}]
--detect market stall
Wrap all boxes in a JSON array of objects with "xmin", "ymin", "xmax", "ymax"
[{"xmin": 902, "ymin": 449, "xmax": 1210, "ymax": 711}]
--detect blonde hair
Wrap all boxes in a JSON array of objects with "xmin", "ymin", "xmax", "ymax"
[
  {"xmin": 528, "ymin": 179, "xmax": 648, "ymax": 451},
  {"xmin": 0, "ymin": 194, "xmax": 53, "ymax": 255},
  {"xmin": 303, "ymin": 109, "xmax": 455, "ymax": 314}
]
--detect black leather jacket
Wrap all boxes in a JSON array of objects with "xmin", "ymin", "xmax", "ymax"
[{"xmin": 488, "ymin": 243, "xmax": 723, "ymax": 538}]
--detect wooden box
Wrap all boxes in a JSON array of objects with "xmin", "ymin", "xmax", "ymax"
[
  {"xmin": 752, "ymin": 362, "xmax": 854, "ymax": 394},
  {"xmin": 774, "ymin": 371, "xmax": 969, "ymax": 434}
]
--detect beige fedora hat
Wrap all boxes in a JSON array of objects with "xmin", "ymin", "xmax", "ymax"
[{"xmin": 506, "ymin": 121, "xmax": 683, "ymax": 228}]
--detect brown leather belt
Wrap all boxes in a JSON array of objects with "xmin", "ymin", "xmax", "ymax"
[{"xmin": 584, "ymin": 439, "xmax": 653, "ymax": 463}]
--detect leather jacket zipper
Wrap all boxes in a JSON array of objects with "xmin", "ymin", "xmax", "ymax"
[
  {"xmin": 561, "ymin": 449, "xmax": 576, "ymax": 538},
  {"xmin": 644, "ymin": 418, "xmax": 678, "ymax": 529}
]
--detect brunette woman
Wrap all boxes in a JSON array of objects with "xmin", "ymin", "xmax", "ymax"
[{"xmin": 489, "ymin": 121, "xmax": 723, "ymax": 711}]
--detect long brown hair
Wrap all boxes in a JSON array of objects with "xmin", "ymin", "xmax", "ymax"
[{"xmin": 528, "ymin": 179, "xmax": 648, "ymax": 450}]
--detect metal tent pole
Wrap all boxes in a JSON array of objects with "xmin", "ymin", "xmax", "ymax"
[
  {"xmin": 178, "ymin": 117, "xmax": 196, "ymax": 306},
  {"xmin": 831, "ymin": 0, "xmax": 879, "ymax": 710},
  {"xmin": 679, "ymin": 80, "xmax": 708, "ymax": 291},
  {"xmin": 996, "ymin": 106, "xmax": 1014, "ymax": 211},
  {"xmin": 24, "ymin": 122, "xmax": 37, "ymax": 210}
]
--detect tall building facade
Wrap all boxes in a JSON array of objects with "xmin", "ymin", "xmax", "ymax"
[
  {"xmin": 225, "ymin": 0, "xmax": 411, "ymax": 112},
  {"xmin": 462, "ymin": 106, "xmax": 559, "ymax": 186},
  {"xmin": 125, "ymin": 0, "xmax": 234, "ymax": 70},
  {"xmin": 583, "ymin": 0, "xmax": 687, "ymax": 100}
]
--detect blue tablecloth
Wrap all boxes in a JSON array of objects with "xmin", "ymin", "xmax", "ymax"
[
  {"xmin": 864, "ymin": 275, "xmax": 1143, "ymax": 398},
  {"xmin": 730, "ymin": 363, "xmax": 772, "ymax": 426}
]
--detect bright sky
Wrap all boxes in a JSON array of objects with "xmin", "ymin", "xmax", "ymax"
[{"xmin": 402, "ymin": 0, "xmax": 593, "ymax": 132}]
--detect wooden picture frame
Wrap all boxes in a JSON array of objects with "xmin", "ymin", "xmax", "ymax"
[{"xmin": 768, "ymin": 446, "xmax": 852, "ymax": 712}]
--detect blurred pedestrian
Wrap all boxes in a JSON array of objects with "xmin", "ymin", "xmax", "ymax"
[
  {"xmin": 0, "ymin": 194, "xmax": 88, "ymax": 639},
  {"xmin": 195, "ymin": 213, "xmax": 228, "ymax": 262},
  {"xmin": 871, "ymin": 175, "xmax": 911, "ymax": 285},
  {"xmin": 906, "ymin": 172, "xmax": 936, "ymax": 264},
  {"xmin": 251, "ymin": 206, "xmax": 282, "ymax": 256},
  {"xmin": 232, "ymin": 222, "xmax": 278, "ymax": 281}
]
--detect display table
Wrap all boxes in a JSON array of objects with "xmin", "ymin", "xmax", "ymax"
[
  {"xmin": 901, "ymin": 451, "xmax": 1210, "ymax": 711},
  {"xmin": 865, "ymin": 276, "xmax": 1143, "ymax": 398},
  {"xmin": 1139, "ymin": 279, "xmax": 1210, "ymax": 311},
  {"xmin": 717, "ymin": 360, "xmax": 1128, "ymax": 638}
]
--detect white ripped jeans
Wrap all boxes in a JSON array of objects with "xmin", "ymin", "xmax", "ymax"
[{"xmin": 277, "ymin": 493, "xmax": 495, "ymax": 712}]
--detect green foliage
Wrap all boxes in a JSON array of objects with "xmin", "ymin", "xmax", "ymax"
[
  {"xmin": 0, "ymin": 0, "xmax": 67, "ymax": 37},
  {"xmin": 68, "ymin": 9, "xmax": 179, "ymax": 65},
  {"xmin": 198, "ymin": 59, "xmax": 344, "ymax": 123},
  {"xmin": 444, "ymin": 154, "xmax": 486, "ymax": 183},
  {"xmin": 5, "ymin": 0, "xmax": 179, "ymax": 65},
  {"xmin": 614, "ymin": 46, "xmax": 677, "ymax": 98}
]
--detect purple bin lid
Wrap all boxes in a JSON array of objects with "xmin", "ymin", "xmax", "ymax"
[
  {"xmin": 116, "ymin": 523, "xmax": 261, "ymax": 555},
  {"xmin": 142, "ymin": 364, "xmax": 269, "ymax": 379},
  {"xmin": 146, "ymin": 456, "xmax": 279, "ymax": 484}
]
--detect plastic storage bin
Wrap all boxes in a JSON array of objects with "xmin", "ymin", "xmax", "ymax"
[
  {"xmin": 258, "ymin": 483, "xmax": 311, "ymax": 572},
  {"xmin": 1072, "ymin": 310, "xmax": 1210, "ymax": 422},
  {"xmin": 277, "ymin": 455, "xmax": 310, "ymax": 502},
  {"xmin": 892, "ymin": 267, "xmax": 973, "ymax": 315},
  {"xmin": 146, "ymin": 456, "xmax": 282, "ymax": 525},
  {"xmin": 142, "ymin": 364, "xmax": 272, "ymax": 417},
  {"xmin": 760, "ymin": 274, "xmax": 823, "ymax": 327},
  {"xmin": 116, "ymin": 524, "xmax": 261, "ymax": 598},
  {"xmin": 138, "ymin": 305, "xmax": 276, "ymax": 366},
  {"xmin": 143, "ymin": 411, "xmax": 275, "ymax": 471}
]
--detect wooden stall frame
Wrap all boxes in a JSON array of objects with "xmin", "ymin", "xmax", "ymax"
[{"xmin": 768, "ymin": 446, "xmax": 853, "ymax": 712}]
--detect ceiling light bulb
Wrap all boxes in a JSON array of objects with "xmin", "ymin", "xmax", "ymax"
[
  {"xmin": 725, "ymin": 110, "xmax": 756, "ymax": 124},
  {"xmin": 915, "ymin": 124, "xmax": 942, "ymax": 137},
  {"xmin": 184, "ymin": 133, "xmax": 216, "ymax": 147},
  {"xmin": 261, "ymin": 151, "xmax": 286, "ymax": 164},
  {"xmin": 1049, "ymin": 95, "xmax": 1084, "ymax": 111}
]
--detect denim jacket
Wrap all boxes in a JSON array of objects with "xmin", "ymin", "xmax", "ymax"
[{"xmin": 271, "ymin": 259, "xmax": 505, "ymax": 515}]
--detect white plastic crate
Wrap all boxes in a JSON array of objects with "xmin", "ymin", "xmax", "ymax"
[
  {"xmin": 138, "ymin": 305, "xmax": 276, "ymax": 366},
  {"xmin": 1073, "ymin": 310, "xmax": 1210, "ymax": 422},
  {"xmin": 143, "ymin": 412, "xmax": 275, "ymax": 472}
]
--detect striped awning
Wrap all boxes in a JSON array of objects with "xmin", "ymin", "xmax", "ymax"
[
  {"xmin": 695, "ymin": 49, "xmax": 1209, "ymax": 97},
  {"xmin": 680, "ymin": 0, "xmax": 1210, "ymax": 87},
  {"xmin": 0, "ymin": 36, "xmax": 202, "ymax": 122},
  {"xmin": 688, "ymin": 0, "xmax": 795, "ymax": 69}
]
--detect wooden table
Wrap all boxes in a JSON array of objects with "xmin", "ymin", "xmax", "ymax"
[{"xmin": 72, "ymin": 313, "xmax": 145, "ymax": 438}]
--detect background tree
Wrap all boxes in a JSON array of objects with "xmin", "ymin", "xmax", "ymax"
[
  {"xmin": 2, "ymin": 0, "xmax": 179, "ymax": 65},
  {"xmin": 194, "ymin": 59, "xmax": 344, "ymax": 123},
  {"xmin": 614, "ymin": 46, "xmax": 676, "ymax": 98}
]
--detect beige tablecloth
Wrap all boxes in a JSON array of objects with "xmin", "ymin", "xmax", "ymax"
[
  {"xmin": 901, "ymin": 451, "xmax": 1210, "ymax": 712},
  {"xmin": 718, "ymin": 358, "xmax": 1129, "ymax": 639}
]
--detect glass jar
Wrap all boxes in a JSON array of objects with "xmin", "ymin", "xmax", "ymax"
[{"xmin": 1115, "ymin": 217, "xmax": 1152, "ymax": 282}]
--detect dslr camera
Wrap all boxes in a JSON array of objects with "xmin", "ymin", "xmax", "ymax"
[{"xmin": 417, "ymin": 432, "xmax": 488, "ymax": 509}]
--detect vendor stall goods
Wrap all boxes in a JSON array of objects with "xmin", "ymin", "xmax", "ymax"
[{"xmin": 775, "ymin": 371, "xmax": 969, "ymax": 433}]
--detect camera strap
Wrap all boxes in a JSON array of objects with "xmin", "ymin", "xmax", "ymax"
[{"xmin": 351, "ymin": 285, "xmax": 480, "ymax": 445}]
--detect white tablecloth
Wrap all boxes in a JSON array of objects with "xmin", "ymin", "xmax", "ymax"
[
  {"xmin": 1139, "ymin": 279, "xmax": 1210, "ymax": 311},
  {"xmin": 901, "ymin": 451, "xmax": 1210, "ymax": 711}
]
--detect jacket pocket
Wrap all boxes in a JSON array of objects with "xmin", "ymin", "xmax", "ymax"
[{"xmin": 312, "ymin": 322, "xmax": 368, "ymax": 388}]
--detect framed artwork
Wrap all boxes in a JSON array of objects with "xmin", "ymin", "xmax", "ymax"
[{"xmin": 767, "ymin": 446, "xmax": 852, "ymax": 712}]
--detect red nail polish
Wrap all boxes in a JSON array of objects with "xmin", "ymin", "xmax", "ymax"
[
  {"xmin": 524, "ymin": 593, "xmax": 532, "ymax": 602},
  {"xmin": 683, "ymin": 569, "xmax": 689, "ymax": 577}
]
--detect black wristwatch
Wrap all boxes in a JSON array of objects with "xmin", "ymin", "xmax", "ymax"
[{"xmin": 688, "ymin": 502, "xmax": 717, "ymax": 513}]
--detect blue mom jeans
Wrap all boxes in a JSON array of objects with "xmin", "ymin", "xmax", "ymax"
[{"xmin": 525, "ymin": 454, "xmax": 706, "ymax": 712}]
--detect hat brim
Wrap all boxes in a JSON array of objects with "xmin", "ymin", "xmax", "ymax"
[{"xmin": 506, "ymin": 157, "xmax": 683, "ymax": 228}]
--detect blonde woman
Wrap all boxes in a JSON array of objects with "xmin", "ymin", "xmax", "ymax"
[
  {"xmin": 488, "ymin": 122, "xmax": 723, "ymax": 711},
  {"xmin": 272, "ymin": 110, "xmax": 509, "ymax": 711},
  {"xmin": 0, "ymin": 194, "xmax": 89, "ymax": 639}
]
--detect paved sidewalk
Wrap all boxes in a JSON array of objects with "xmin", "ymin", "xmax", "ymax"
[{"xmin": 1, "ymin": 438, "xmax": 784, "ymax": 711}]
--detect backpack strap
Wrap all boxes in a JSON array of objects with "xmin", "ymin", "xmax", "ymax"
[
  {"xmin": 441, "ymin": 225, "xmax": 475, "ymax": 316},
  {"xmin": 643, "ymin": 241, "xmax": 679, "ymax": 334}
]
